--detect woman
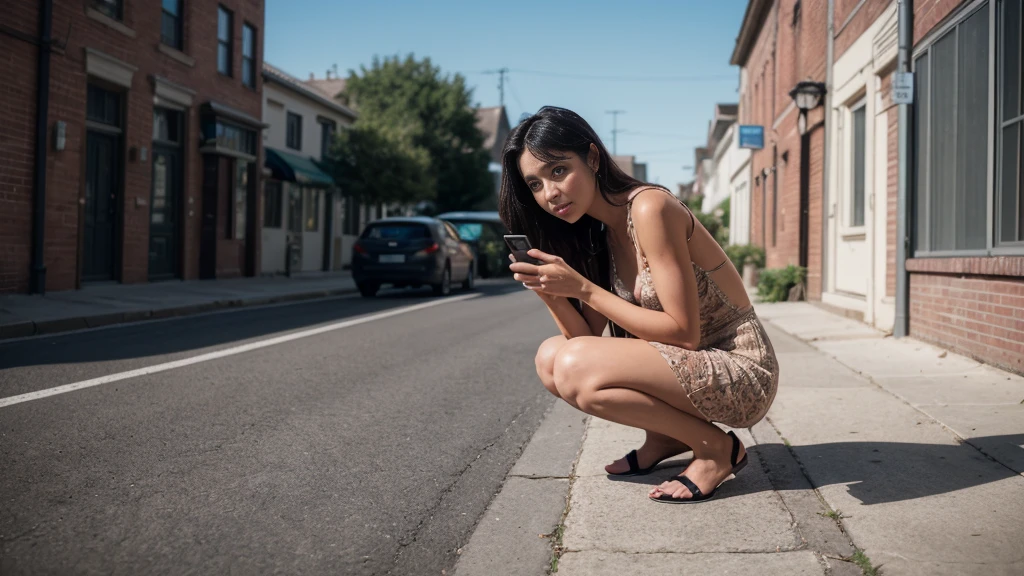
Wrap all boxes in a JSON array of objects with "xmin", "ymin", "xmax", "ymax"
[{"xmin": 500, "ymin": 106, "xmax": 779, "ymax": 504}]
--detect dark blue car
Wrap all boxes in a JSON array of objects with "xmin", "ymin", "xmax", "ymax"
[{"xmin": 351, "ymin": 217, "xmax": 475, "ymax": 297}]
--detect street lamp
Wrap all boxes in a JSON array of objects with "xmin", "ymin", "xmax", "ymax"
[{"xmin": 789, "ymin": 81, "xmax": 827, "ymax": 134}]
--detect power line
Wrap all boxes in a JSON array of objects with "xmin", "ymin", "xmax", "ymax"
[
  {"xmin": 506, "ymin": 75, "xmax": 526, "ymax": 115},
  {"xmin": 482, "ymin": 67, "xmax": 509, "ymax": 107},
  {"xmin": 606, "ymin": 110, "xmax": 626, "ymax": 155}
]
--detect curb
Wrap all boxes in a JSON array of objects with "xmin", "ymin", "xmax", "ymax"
[{"xmin": 0, "ymin": 286, "xmax": 357, "ymax": 342}]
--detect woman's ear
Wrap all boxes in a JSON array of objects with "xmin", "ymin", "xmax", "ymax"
[{"xmin": 588, "ymin": 143, "xmax": 600, "ymax": 173}]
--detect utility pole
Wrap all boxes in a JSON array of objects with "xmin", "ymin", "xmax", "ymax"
[
  {"xmin": 606, "ymin": 110, "xmax": 625, "ymax": 154},
  {"xmin": 484, "ymin": 67, "xmax": 509, "ymax": 107}
]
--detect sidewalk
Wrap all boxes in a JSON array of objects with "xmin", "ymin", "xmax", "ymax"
[
  {"xmin": 455, "ymin": 302, "xmax": 1024, "ymax": 576},
  {"xmin": 0, "ymin": 272, "xmax": 356, "ymax": 341}
]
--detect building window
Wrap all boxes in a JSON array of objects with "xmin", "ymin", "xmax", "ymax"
[
  {"xmin": 997, "ymin": 0, "xmax": 1024, "ymax": 244},
  {"xmin": 320, "ymin": 120, "xmax": 337, "ymax": 158},
  {"xmin": 87, "ymin": 84, "xmax": 122, "ymax": 127},
  {"xmin": 264, "ymin": 181, "xmax": 283, "ymax": 228},
  {"xmin": 303, "ymin": 188, "xmax": 320, "ymax": 231},
  {"xmin": 231, "ymin": 159, "xmax": 249, "ymax": 240},
  {"xmin": 912, "ymin": 2, "xmax": 990, "ymax": 253},
  {"xmin": 286, "ymin": 112, "xmax": 302, "ymax": 151},
  {"xmin": 161, "ymin": 0, "xmax": 183, "ymax": 50},
  {"xmin": 851, "ymin": 103, "xmax": 867, "ymax": 227},
  {"xmin": 217, "ymin": 6, "xmax": 232, "ymax": 76},
  {"xmin": 242, "ymin": 23, "xmax": 256, "ymax": 89},
  {"xmin": 92, "ymin": 0, "xmax": 122, "ymax": 20}
]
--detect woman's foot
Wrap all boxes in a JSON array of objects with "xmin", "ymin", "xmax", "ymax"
[
  {"xmin": 648, "ymin": 432, "xmax": 745, "ymax": 500},
  {"xmin": 605, "ymin": 433, "xmax": 691, "ymax": 475}
]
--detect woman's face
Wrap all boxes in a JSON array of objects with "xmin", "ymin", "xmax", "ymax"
[{"xmin": 517, "ymin": 145, "xmax": 599, "ymax": 224}]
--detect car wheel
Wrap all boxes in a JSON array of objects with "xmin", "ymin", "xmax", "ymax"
[
  {"xmin": 462, "ymin": 261, "xmax": 475, "ymax": 290},
  {"xmin": 433, "ymin": 266, "xmax": 451, "ymax": 296},
  {"xmin": 358, "ymin": 282, "xmax": 379, "ymax": 298}
]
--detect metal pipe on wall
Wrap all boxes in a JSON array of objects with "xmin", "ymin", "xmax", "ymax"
[
  {"xmin": 30, "ymin": 0, "xmax": 53, "ymax": 295},
  {"xmin": 894, "ymin": 0, "xmax": 913, "ymax": 338}
]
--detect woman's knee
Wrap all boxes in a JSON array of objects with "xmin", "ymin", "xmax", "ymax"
[
  {"xmin": 535, "ymin": 335, "xmax": 566, "ymax": 396},
  {"xmin": 552, "ymin": 338, "xmax": 597, "ymax": 404}
]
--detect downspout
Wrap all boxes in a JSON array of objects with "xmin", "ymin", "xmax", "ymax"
[
  {"xmin": 821, "ymin": 0, "xmax": 834, "ymax": 295},
  {"xmin": 30, "ymin": 0, "xmax": 53, "ymax": 295},
  {"xmin": 894, "ymin": 0, "xmax": 913, "ymax": 337}
]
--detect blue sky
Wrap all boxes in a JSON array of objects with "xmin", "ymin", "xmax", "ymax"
[{"xmin": 265, "ymin": 0, "xmax": 748, "ymax": 190}]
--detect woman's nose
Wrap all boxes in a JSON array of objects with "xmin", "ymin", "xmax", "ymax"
[{"xmin": 544, "ymin": 182, "xmax": 561, "ymax": 202}]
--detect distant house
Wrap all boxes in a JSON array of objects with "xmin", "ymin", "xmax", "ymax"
[
  {"xmin": 698, "ymin": 103, "xmax": 752, "ymax": 245},
  {"xmin": 474, "ymin": 106, "xmax": 511, "ymax": 199},
  {"xmin": 612, "ymin": 155, "xmax": 648, "ymax": 181},
  {"xmin": 262, "ymin": 63, "xmax": 357, "ymax": 274}
]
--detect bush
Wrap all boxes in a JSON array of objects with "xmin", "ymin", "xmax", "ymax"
[
  {"xmin": 724, "ymin": 244, "xmax": 766, "ymax": 272},
  {"xmin": 757, "ymin": 265, "xmax": 806, "ymax": 302}
]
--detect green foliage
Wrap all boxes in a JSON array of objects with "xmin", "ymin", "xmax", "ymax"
[
  {"xmin": 340, "ymin": 54, "xmax": 493, "ymax": 212},
  {"xmin": 325, "ymin": 122, "xmax": 433, "ymax": 204},
  {"xmin": 757, "ymin": 265, "xmax": 806, "ymax": 302},
  {"xmin": 724, "ymin": 244, "xmax": 766, "ymax": 272},
  {"xmin": 716, "ymin": 197, "xmax": 730, "ymax": 230}
]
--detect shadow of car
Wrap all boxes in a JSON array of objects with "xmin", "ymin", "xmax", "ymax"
[
  {"xmin": 351, "ymin": 217, "xmax": 476, "ymax": 297},
  {"xmin": 436, "ymin": 211, "xmax": 511, "ymax": 279}
]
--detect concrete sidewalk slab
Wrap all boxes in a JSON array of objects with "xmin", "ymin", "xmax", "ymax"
[
  {"xmin": 756, "ymin": 302, "xmax": 885, "ymax": 341},
  {"xmin": 557, "ymin": 549, "xmax": 826, "ymax": 575}
]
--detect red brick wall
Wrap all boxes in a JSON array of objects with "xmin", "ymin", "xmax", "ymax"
[
  {"xmin": 0, "ymin": 2, "xmax": 40, "ymax": 293},
  {"xmin": 2, "ymin": 0, "xmax": 264, "ymax": 293},
  {"xmin": 835, "ymin": 0, "xmax": 895, "ymax": 60},
  {"xmin": 909, "ymin": 272, "xmax": 1024, "ymax": 375},
  {"xmin": 914, "ymin": 0, "xmax": 972, "ymax": 45},
  {"xmin": 740, "ymin": 0, "xmax": 827, "ymax": 298}
]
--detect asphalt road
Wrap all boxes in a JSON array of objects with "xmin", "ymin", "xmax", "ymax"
[{"xmin": 0, "ymin": 281, "xmax": 560, "ymax": 575}]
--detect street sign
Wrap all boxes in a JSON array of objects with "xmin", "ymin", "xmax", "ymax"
[
  {"xmin": 892, "ymin": 72, "xmax": 914, "ymax": 105},
  {"xmin": 738, "ymin": 125, "xmax": 764, "ymax": 149}
]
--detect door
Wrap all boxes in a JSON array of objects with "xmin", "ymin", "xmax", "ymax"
[
  {"xmin": 149, "ymin": 147, "xmax": 181, "ymax": 279},
  {"xmin": 200, "ymin": 155, "xmax": 219, "ymax": 279},
  {"xmin": 835, "ymin": 101, "xmax": 871, "ymax": 296},
  {"xmin": 84, "ymin": 131, "xmax": 119, "ymax": 281}
]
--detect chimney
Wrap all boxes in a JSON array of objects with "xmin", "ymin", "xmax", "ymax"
[
  {"xmin": 326, "ymin": 69, "xmax": 332, "ymax": 80},
  {"xmin": 309, "ymin": 72, "xmax": 314, "ymax": 80}
]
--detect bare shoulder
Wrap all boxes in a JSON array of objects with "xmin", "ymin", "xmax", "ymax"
[{"xmin": 630, "ymin": 188, "xmax": 690, "ymax": 229}]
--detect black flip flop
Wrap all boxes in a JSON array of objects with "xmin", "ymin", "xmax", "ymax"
[{"xmin": 649, "ymin": 431, "xmax": 748, "ymax": 504}]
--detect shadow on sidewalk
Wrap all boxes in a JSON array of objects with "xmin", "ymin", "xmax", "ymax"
[
  {"xmin": 0, "ymin": 283, "xmax": 524, "ymax": 370},
  {"xmin": 600, "ymin": 435, "xmax": 1024, "ymax": 504}
]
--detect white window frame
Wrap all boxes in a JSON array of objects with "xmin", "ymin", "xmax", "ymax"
[{"xmin": 838, "ymin": 95, "xmax": 869, "ymax": 239}]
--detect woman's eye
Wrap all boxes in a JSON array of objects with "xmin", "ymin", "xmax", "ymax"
[
  {"xmin": 529, "ymin": 181, "xmax": 541, "ymax": 191},
  {"xmin": 552, "ymin": 167, "xmax": 566, "ymax": 177}
]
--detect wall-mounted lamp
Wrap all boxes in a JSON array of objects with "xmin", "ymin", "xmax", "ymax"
[
  {"xmin": 53, "ymin": 120, "xmax": 66, "ymax": 151},
  {"xmin": 789, "ymin": 81, "xmax": 827, "ymax": 135}
]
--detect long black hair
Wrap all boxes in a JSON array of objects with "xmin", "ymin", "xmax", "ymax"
[{"xmin": 498, "ymin": 106, "xmax": 666, "ymax": 293}]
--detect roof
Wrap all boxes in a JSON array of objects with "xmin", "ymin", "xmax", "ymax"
[
  {"xmin": 708, "ymin": 103, "xmax": 739, "ymax": 149},
  {"xmin": 263, "ymin": 63, "xmax": 357, "ymax": 120},
  {"xmin": 474, "ymin": 106, "xmax": 509, "ymax": 152},
  {"xmin": 367, "ymin": 216, "xmax": 443, "ymax": 226},
  {"xmin": 304, "ymin": 77, "xmax": 348, "ymax": 101},
  {"xmin": 436, "ymin": 211, "xmax": 502, "ymax": 222},
  {"xmin": 730, "ymin": 0, "xmax": 773, "ymax": 66}
]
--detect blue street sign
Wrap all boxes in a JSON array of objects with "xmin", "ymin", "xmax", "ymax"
[{"xmin": 738, "ymin": 125, "xmax": 764, "ymax": 150}]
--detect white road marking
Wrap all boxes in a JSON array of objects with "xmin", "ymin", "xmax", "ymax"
[{"xmin": 0, "ymin": 293, "xmax": 480, "ymax": 408}]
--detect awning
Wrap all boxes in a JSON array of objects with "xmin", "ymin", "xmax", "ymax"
[{"xmin": 264, "ymin": 147, "xmax": 335, "ymax": 187}]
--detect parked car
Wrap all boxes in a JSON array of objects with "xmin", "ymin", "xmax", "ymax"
[
  {"xmin": 351, "ymin": 217, "xmax": 475, "ymax": 297},
  {"xmin": 436, "ymin": 211, "xmax": 511, "ymax": 279}
]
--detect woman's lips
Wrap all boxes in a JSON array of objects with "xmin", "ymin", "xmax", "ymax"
[{"xmin": 554, "ymin": 202, "xmax": 573, "ymax": 216}]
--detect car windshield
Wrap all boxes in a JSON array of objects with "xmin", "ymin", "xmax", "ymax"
[
  {"xmin": 452, "ymin": 223, "xmax": 483, "ymax": 241},
  {"xmin": 363, "ymin": 223, "xmax": 430, "ymax": 239}
]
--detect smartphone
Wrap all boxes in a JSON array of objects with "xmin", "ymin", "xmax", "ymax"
[{"xmin": 504, "ymin": 235, "xmax": 542, "ymax": 265}]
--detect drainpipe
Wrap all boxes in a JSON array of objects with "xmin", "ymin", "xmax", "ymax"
[
  {"xmin": 30, "ymin": 0, "xmax": 53, "ymax": 295},
  {"xmin": 821, "ymin": 0, "xmax": 834, "ymax": 295},
  {"xmin": 894, "ymin": 0, "xmax": 913, "ymax": 338}
]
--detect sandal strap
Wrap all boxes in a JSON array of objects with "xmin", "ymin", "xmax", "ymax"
[
  {"xmin": 727, "ymin": 431, "xmax": 742, "ymax": 467},
  {"xmin": 674, "ymin": 474, "xmax": 703, "ymax": 499},
  {"xmin": 625, "ymin": 450, "xmax": 639, "ymax": 473}
]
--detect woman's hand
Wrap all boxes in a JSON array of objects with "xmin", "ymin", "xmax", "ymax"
[{"xmin": 510, "ymin": 249, "xmax": 593, "ymax": 300}]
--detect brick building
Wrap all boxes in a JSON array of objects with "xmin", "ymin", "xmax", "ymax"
[
  {"xmin": 1, "ymin": 0, "xmax": 265, "ymax": 294},
  {"xmin": 731, "ymin": 0, "xmax": 829, "ymax": 299},
  {"xmin": 730, "ymin": 0, "xmax": 1023, "ymax": 374}
]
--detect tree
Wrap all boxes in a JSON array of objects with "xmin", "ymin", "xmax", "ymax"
[
  {"xmin": 342, "ymin": 54, "xmax": 493, "ymax": 213},
  {"xmin": 326, "ymin": 122, "xmax": 433, "ymax": 205}
]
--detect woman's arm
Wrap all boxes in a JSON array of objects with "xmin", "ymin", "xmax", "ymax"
[
  {"xmin": 537, "ymin": 295, "xmax": 607, "ymax": 339},
  {"xmin": 584, "ymin": 192, "xmax": 701, "ymax": 348}
]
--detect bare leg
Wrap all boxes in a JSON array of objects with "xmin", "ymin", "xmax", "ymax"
[{"xmin": 551, "ymin": 337, "xmax": 745, "ymax": 499}]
